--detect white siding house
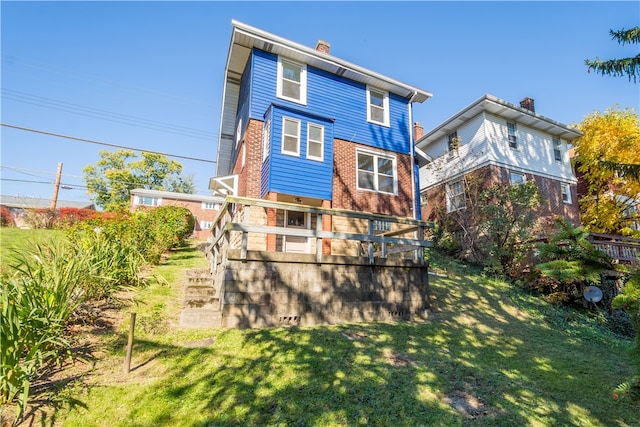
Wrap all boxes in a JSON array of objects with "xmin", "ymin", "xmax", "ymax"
[{"xmin": 417, "ymin": 94, "xmax": 583, "ymax": 225}]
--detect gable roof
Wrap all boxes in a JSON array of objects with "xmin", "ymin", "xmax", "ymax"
[
  {"xmin": 0, "ymin": 195, "xmax": 95, "ymax": 210},
  {"xmin": 416, "ymin": 94, "xmax": 583, "ymax": 150},
  {"xmin": 215, "ymin": 20, "xmax": 433, "ymax": 176}
]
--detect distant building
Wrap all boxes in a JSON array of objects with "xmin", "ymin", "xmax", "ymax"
[
  {"xmin": 0, "ymin": 195, "xmax": 96, "ymax": 228},
  {"xmin": 129, "ymin": 189, "xmax": 224, "ymax": 240}
]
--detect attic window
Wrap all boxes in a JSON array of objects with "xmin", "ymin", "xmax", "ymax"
[
  {"xmin": 553, "ymin": 137, "xmax": 562, "ymax": 162},
  {"xmin": 507, "ymin": 122, "xmax": 518, "ymax": 149}
]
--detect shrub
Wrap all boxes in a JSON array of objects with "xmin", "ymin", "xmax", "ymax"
[
  {"xmin": 54, "ymin": 207, "xmax": 99, "ymax": 228},
  {"xmin": 0, "ymin": 206, "xmax": 14, "ymax": 227},
  {"xmin": 24, "ymin": 208, "xmax": 56, "ymax": 229}
]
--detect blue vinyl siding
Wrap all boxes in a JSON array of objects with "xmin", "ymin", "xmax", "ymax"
[
  {"xmin": 249, "ymin": 49, "xmax": 412, "ymax": 156},
  {"xmin": 260, "ymin": 105, "xmax": 334, "ymax": 200}
]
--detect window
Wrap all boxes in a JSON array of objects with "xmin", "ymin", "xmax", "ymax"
[
  {"xmin": 202, "ymin": 201, "xmax": 218, "ymax": 210},
  {"xmin": 420, "ymin": 191, "xmax": 428, "ymax": 206},
  {"xmin": 510, "ymin": 171, "xmax": 526, "ymax": 185},
  {"xmin": 137, "ymin": 196, "xmax": 160, "ymax": 206},
  {"xmin": 357, "ymin": 150, "xmax": 397, "ymax": 194},
  {"xmin": 281, "ymin": 117, "xmax": 300, "ymax": 156},
  {"xmin": 367, "ymin": 86, "xmax": 389, "ymax": 126},
  {"xmin": 200, "ymin": 220, "xmax": 213, "ymax": 230},
  {"xmin": 306, "ymin": 123, "xmax": 324, "ymax": 161},
  {"xmin": 553, "ymin": 137, "xmax": 562, "ymax": 162},
  {"xmin": 561, "ymin": 183, "xmax": 571, "ymax": 203},
  {"xmin": 507, "ymin": 122, "xmax": 517, "ymax": 149},
  {"xmin": 373, "ymin": 220, "xmax": 392, "ymax": 233},
  {"xmin": 262, "ymin": 115, "xmax": 272, "ymax": 162},
  {"xmin": 446, "ymin": 179, "xmax": 466, "ymax": 212},
  {"xmin": 277, "ymin": 57, "xmax": 307, "ymax": 104}
]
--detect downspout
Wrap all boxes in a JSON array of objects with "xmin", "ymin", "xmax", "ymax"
[{"xmin": 408, "ymin": 91, "xmax": 418, "ymax": 219}]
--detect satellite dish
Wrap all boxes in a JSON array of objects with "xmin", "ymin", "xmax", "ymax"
[{"xmin": 583, "ymin": 286, "xmax": 603, "ymax": 303}]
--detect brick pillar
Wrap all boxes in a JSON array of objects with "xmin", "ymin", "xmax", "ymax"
[
  {"xmin": 322, "ymin": 199, "xmax": 332, "ymax": 255},
  {"xmin": 266, "ymin": 192, "xmax": 278, "ymax": 251}
]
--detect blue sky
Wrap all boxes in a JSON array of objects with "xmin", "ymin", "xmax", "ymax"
[{"xmin": 2, "ymin": 1, "xmax": 638, "ymax": 204}]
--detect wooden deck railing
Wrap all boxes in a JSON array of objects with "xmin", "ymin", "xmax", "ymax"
[
  {"xmin": 588, "ymin": 233, "xmax": 640, "ymax": 265},
  {"xmin": 207, "ymin": 196, "xmax": 433, "ymax": 268}
]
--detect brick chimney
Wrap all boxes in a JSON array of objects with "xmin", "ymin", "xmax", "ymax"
[
  {"xmin": 413, "ymin": 122, "xmax": 424, "ymax": 141},
  {"xmin": 315, "ymin": 40, "xmax": 330, "ymax": 54},
  {"xmin": 520, "ymin": 97, "xmax": 535, "ymax": 112}
]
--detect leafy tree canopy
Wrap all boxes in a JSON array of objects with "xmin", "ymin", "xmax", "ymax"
[
  {"xmin": 586, "ymin": 27, "xmax": 640, "ymax": 83},
  {"xmin": 574, "ymin": 106, "xmax": 640, "ymax": 236},
  {"xmin": 84, "ymin": 149, "xmax": 196, "ymax": 211}
]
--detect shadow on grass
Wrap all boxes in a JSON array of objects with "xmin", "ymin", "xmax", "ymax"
[{"xmin": 48, "ymin": 247, "xmax": 639, "ymax": 427}]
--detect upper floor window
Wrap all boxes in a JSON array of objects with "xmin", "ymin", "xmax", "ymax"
[
  {"xmin": 200, "ymin": 220, "xmax": 213, "ymax": 230},
  {"xmin": 282, "ymin": 117, "xmax": 301, "ymax": 156},
  {"xmin": 367, "ymin": 86, "xmax": 389, "ymax": 126},
  {"xmin": 277, "ymin": 57, "xmax": 307, "ymax": 104},
  {"xmin": 136, "ymin": 196, "xmax": 160, "ymax": 207},
  {"xmin": 510, "ymin": 171, "xmax": 526, "ymax": 185},
  {"xmin": 202, "ymin": 201, "xmax": 218, "ymax": 210},
  {"xmin": 446, "ymin": 179, "xmax": 466, "ymax": 212},
  {"xmin": 357, "ymin": 150, "xmax": 397, "ymax": 194},
  {"xmin": 552, "ymin": 137, "xmax": 562, "ymax": 162},
  {"xmin": 420, "ymin": 191, "xmax": 429, "ymax": 206},
  {"xmin": 306, "ymin": 123, "xmax": 324, "ymax": 161},
  {"xmin": 507, "ymin": 122, "xmax": 517, "ymax": 149},
  {"xmin": 561, "ymin": 183, "xmax": 571, "ymax": 204}
]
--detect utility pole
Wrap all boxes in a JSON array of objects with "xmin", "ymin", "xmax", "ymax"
[{"xmin": 51, "ymin": 162, "xmax": 63, "ymax": 210}]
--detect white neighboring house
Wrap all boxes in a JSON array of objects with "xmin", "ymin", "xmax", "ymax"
[{"xmin": 416, "ymin": 94, "xmax": 583, "ymax": 227}]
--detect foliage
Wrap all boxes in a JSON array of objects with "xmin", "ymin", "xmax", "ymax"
[
  {"xmin": 0, "ymin": 206, "xmax": 14, "ymax": 227},
  {"xmin": 574, "ymin": 107, "xmax": 640, "ymax": 237},
  {"xmin": 586, "ymin": 26, "xmax": 640, "ymax": 83},
  {"xmin": 478, "ymin": 181, "xmax": 541, "ymax": 275},
  {"xmin": 53, "ymin": 207, "xmax": 98, "ymax": 229},
  {"xmin": 535, "ymin": 217, "xmax": 615, "ymax": 305},
  {"xmin": 23, "ymin": 208, "xmax": 56, "ymax": 229},
  {"xmin": 83, "ymin": 149, "xmax": 196, "ymax": 211},
  {"xmin": 612, "ymin": 271, "xmax": 640, "ymax": 353},
  {"xmin": 0, "ymin": 240, "xmax": 85, "ymax": 419}
]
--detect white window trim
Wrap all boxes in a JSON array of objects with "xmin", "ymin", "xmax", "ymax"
[
  {"xmin": 553, "ymin": 137, "xmax": 563, "ymax": 163},
  {"xmin": 446, "ymin": 179, "xmax": 466, "ymax": 213},
  {"xmin": 276, "ymin": 57, "xmax": 307, "ymax": 105},
  {"xmin": 561, "ymin": 183, "xmax": 572, "ymax": 204},
  {"xmin": 507, "ymin": 122, "xmax": 518, "ymax": 149},
  {"xmin": 366, "ymin": 85, "xmax": 390, "ymax": 127},
  {"xmin": 356, "ymin": 148, "xmax": 398, "ymax": 194},
  {"xmin": 200, "ymin": 220, "xmax": 213, "ymax": 230},
  {"xmin": 262, "ymin": 115, "xmax": 272, "ymax": 162},
  {"xmin": 510, "ymin": 171, "xmax": 526, "ymax": 185},
  {"xmin": 306, "ymin": 123, "xmax": 324, "ymax": 162},
  {"xmin": 136, "ymin": 196, "xmax": 161, "ymax": 207},
  {"xmin": 281, "ymin": 117, "xmax": 301, "ymax": 157},
  {"xmin": 202, "ymin": 201, "xmax": 217, "ymax": 210}
]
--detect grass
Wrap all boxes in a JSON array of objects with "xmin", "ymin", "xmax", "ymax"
[
  {"xmin": 3, "ymin": 231, "xmax": 639, "ymax": 426},
  {"xmin": 0, "ymin": 227, "xmax": 64, "ymax": 273}
]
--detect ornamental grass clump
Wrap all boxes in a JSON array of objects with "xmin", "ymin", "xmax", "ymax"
[{"xmin": 0, "ymin": 240, "xmax": 85, "ymax": 420}]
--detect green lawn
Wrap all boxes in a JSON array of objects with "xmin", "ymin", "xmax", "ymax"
[
  {"xmin": 2, "ymin": 229, "xmax": 638, "ymax": 426},
  {"xmin": 0, "ymin": 227, "xmax": 64, "ymax": 273}
]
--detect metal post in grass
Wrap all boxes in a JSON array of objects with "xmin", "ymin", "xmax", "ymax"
[{"xmin": 124, "ymin": 312, "xmax": 136, "ymax": 374}]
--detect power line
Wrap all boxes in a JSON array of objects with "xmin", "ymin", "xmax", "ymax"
[
  {"xmin": 0, "ymin": 178, "xmax": 87, "ymax": 189},
  {"xmin": 2, "ymin": 88, "xmax": 217, "ymax": 140},
  {"xmin": 1, "ymin": 123, "xmax": 217, "ymax": 164}
]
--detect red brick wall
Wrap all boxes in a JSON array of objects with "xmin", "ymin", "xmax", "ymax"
[
  {"xmin": 420, "ymin": 164, "xmax": 581, "ymax": 227},
  {"xmin": 333, "ymin": 139, "xmax": 414, "ymax": 217},
  {"xmin": 232, "ymin": 118, "xmax": 264, "ymax": 198}
]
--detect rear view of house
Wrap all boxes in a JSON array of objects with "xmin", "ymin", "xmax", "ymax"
[
  {"xmin": 417, "ymin": 94, "xmax": 582, "ymax": 227},
  {"xmin": 195, "ymin": 21, "xmax": 434, "ymax": 328}
]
